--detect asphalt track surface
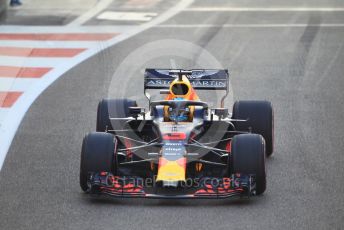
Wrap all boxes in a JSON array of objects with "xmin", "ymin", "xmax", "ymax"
[{"xmin": 1, "ymin": 0, "xmax": 344, "ymax": 229}]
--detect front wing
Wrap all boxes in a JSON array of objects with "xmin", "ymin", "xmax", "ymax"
[{"xmin": 87, "ymin": 173, "xmax": 256, "ymax": 199}]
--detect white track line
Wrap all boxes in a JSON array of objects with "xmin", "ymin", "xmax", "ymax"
[
  {"xmin": 0, "ymin": 109, "xmax": 9, "ymax": 126},
  {"xmin": 0, "ymin": 78, "xmax": 38, "ymax": 92},
  {"xmin": 157, "ymin": 24, "xmax": 344, "ymax": 28},
  {"xmin": 0, "ymin": 0, "xmax": 194, "ymax": 170},
  {"xmin": 185, "ymin": 7, "xmax": 344, "ymax": 12},
  {"xmin": 67, "ymin": 0, "xmax": 114, "ymax": 26},
  {"xmin": 0, "ymin": 25, "xmax": 136, "ymax": 33},
  {"xmin": 97, "ymin": 12, "xmax": 158, "ymax": 21}
]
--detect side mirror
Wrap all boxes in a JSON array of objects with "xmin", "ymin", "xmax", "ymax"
[
  {"xmin": 129, "ymin": 107, "xmax": 145, "ymax": 119},
  {"xmin": 212, "ymin": 108, "xmax": 229, "ymax": 119}
]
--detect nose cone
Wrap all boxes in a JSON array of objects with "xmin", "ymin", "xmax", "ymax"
[{"xmin": 156, "ymin": 157, "xmax": 186, "ymax": 183}]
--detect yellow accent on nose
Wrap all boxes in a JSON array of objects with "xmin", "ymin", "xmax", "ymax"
[{"xmin": 156, "ymin": 160, "xmax": 186, "ymax": 182}]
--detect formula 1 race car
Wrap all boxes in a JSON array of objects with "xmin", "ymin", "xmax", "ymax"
[{"xmin": 80, "ymin": 69, "xmax": 274, "ymax": 199}]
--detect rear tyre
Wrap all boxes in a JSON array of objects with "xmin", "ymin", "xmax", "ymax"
[
  {"xmin": 80, "ymin": 132, "xmax": 117, "ymax": 192},
  {"xmin": 230, "ymin": 134, "xmax": 266, "ymax": 195},
  {"xmin": 232, "ymin": 100, "xmax": 274, "ymax": 156},
  {"xmin": 96, "ymin": 98, "xmax": 137, "ymax": 132}
]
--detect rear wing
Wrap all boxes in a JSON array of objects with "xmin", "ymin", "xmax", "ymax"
[{"xmin": 144, "ymin": 69, "xmax": 229, "ymax": 107}]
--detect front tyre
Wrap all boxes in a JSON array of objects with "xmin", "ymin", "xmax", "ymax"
[
  {"xmin": 80, "ymin": 132, "xmax": 117, "ymax": 192},
  {"xmin": 230, "ymin": 134, "xmax": 266, "ymax": 195}
]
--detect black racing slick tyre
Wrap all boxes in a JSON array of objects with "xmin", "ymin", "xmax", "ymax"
[
  {"xmin": 80, "ymin": 132, "xmax": 117, "ymax": 192},
  {"xmin": 230, "ymin": 134, "xmax": 266, "ymax": 195},
  {"xmin": 232, "ymin": 100, "xmax": 274, "ymax": 156},
  {"xmin": 96, "ymin": 98, "xmax": 137, "ymax": 132}
]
